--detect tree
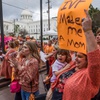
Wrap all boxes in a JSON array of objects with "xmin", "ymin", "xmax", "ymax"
[
  {"xmin": 8, "ymin": 24, "xmax": 20, "ymax": 37},
  {"xmin": 19, "ymin": 29, "xmax": 28, "ymax": 38},
  {"xmin": 89, "ymin": 5, "xmax": 100, "ymax": 34},
  {"xmin": 14, "ymin": 25, "xmax": 20, "ymax": 33},
  {"xmin": 14, "ymin": 24, "xmax": 20, "ymax": 37}
]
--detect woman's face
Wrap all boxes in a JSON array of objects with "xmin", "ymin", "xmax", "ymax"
[
  {"xmin": 22, "ymin": 44, "xmax": 30, "ymax": 56},
  {"xmin": 57, "ymin": 54, "xmax": 66, "ymax": 63},
  {"xmin": 75, "ymin": 52, "xmax": 87, "ymax": 69}
]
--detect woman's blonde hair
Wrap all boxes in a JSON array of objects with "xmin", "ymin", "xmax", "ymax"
[{"xmin": 24, "ymin": 41, "xmax": 40, "ymax": 63}]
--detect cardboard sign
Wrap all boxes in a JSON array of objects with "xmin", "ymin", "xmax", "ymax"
[{"xmin": 57, "ymin": 0, "xmax": 92, "ymax": 54}]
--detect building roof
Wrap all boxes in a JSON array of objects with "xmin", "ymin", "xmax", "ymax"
[{"xmin": 21, "ymin": 9, "xmax": 32, "ymax": 16}]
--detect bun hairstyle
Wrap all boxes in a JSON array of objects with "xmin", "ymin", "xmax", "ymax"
[
  {"xmin": 14, "ymin": 40, "xmax": 19, "ymax": 47},
  {"xmin": 55, "ymin": 49, "xmax": 72, "ymax": 63},
  {"xmin": 9, "ymin": 41, "xmax": 15, "ymax": 48}
]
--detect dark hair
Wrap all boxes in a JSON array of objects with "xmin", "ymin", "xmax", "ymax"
[
  {"xmin": 48, "ymin": 40, "xmax": 52, "ymax": 44},
  {"xmin": 83, "ymin": 53, "xmax": 87, "ymax": 61},
  {"xmin": 55, "ymin": 49, "xmax": 72, "ymax": 63},
  {"xmin": 9, "ymin": 41, "xmax": 15, "ymax": 48},
  {"xmin": 14, "ymin": 40, "xmax": 19, "ymax": 47},
  {"xmin": 96, "ymin": 28, "xmax": 100, "ymax": 36},
  {"xmin": 75, "ymin": 52, "xmax": 87, "ymax": 62}
]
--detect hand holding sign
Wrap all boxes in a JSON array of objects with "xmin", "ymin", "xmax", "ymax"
[
  {"xmin": 82, "ymin": 10, "xmax": 92, "ymax": 32},
  {"xmin": 58, "ymin": 0, "xmax": 93, "ymax": 54},
  {"xmin": 82, "ymin": 10, "xmax": 97, "ymax": 52}
]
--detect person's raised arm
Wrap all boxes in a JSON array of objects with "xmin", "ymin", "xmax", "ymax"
[
  {"xmin": 82, "ymin": 10, "xmax": 100, "ymax": 86},
  {"xmin": 82, "ymin": 10, "xmax": 98, "ymax": 52}
]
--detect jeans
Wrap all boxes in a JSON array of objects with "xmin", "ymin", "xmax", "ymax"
[
  {"xmin": 21, "ymin": 89, "xmax": 39, "ymax": 100},
  {"xmin": 46, "ymin": 60, "xmax": 49, "ymax": 74},
  {"xmin": 52, "ymin": 88, "xmax": 63, "ymax": 100}
]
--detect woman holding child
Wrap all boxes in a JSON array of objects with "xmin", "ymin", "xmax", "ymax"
[{"xmin": 51, "ymin": 10, "xmax": 100, "ymax": 100}]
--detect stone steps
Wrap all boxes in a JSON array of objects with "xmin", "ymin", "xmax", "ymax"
[
  {"xmin": 0, "ymin": 65, "xmax": 46, "ymax": 89},
  {"xmin": 39, "ymin": 65, "xmax": 47, "ymax": 73},
  {"xmin": 0, "ymin": 77, "xmax": 11, "ymax": 89}
]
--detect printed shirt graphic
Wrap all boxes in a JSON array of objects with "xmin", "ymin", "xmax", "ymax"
[{"xmin": 56, "ymin": 68, "xmax": 76, "ymax": 92}]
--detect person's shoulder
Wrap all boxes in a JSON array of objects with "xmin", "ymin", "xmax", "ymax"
[
  {"xmin": 97, "ymin": 45, "xmax": 100, "ymax": 49},
  {"xmin": 69, "ymin": 61, "xmax": 75, "ymax": 66},
  {"xmin": 30, "ymin": 57, "xmax": 38, "ymax": 64}
]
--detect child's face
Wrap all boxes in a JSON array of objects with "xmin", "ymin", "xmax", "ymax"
[
  {"xmin": 96, "ymin": 32, "xmax": 100, "ymax": 44},
  {"xmin": 57, "ymin": 54, "xmax": 66, "ymax": 63}
]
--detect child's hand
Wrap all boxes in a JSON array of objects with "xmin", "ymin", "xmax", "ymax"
[{"xmin": 64, "ymin": 64, "xmax": 70, "ymax": 70}]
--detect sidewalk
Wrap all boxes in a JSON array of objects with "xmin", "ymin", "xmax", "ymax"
[{"xmin": 0, "ymin": 71, "xmax": 47, "ymax": 100}]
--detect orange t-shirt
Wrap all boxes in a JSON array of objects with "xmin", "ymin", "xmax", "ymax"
[{"xmin": 44, "ymin": 45, "xmax": 54, "ymax": 54}]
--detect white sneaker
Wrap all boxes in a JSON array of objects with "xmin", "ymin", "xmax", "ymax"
[{"xmin": 8, "ymin": 84, "xmax": 10, "ymax": 87}]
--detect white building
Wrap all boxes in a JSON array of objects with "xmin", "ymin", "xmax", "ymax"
[{"xmin": 3, "ymin": 9, "xmax": 57, "ymax": 40}]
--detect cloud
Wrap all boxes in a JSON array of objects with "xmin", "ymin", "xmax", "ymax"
[
  {"xmin": 2, "ymin": 0, "xmax": 63, "ymax": 20},
  {"xmin": 2, "ymin": 0, "xmax": 100, "ymax": 21}
]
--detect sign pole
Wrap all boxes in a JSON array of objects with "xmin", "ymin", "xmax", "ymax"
[{"xmin": 0, "ymin": 0, "xmax": 5, "ymax": 53}]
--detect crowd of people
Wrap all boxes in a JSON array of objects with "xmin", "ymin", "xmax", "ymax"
[{"xmin": 0, "ymin": 10, "xmax": 100, "ymax": 100}]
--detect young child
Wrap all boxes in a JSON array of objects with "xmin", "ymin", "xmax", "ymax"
[
  {"xmin": 50, "ymin": 49, "xmax": 71, "ymax": 83},
  {"xmin": 46, "ymin": 49, "xmax": 72, "ymax": 100}
]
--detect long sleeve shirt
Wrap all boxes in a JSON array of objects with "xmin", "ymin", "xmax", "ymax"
[
  {"xmin": 16, "ymin": 57, "xmax": 39, "ymax": 93},
  {"xmin": 63, "ymin": 49, "xmax": 100, "ymax": 100}
]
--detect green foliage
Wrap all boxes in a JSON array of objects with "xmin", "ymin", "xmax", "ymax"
[
  {"xmin": 8, "ymin": 32, "xmax": 15, "ymax": 37},
  {"xmin": 89, "ymin": 4, "xmax": 100, "ymax": 34},
  {"xmin": 14, "ymin": 24, "xmax": 20, "ymax": 33}
]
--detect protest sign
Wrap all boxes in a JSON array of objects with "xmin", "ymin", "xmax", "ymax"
[{"xmin": 58, "ymin": 0, "xmax": 92, "ymax": 54}]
